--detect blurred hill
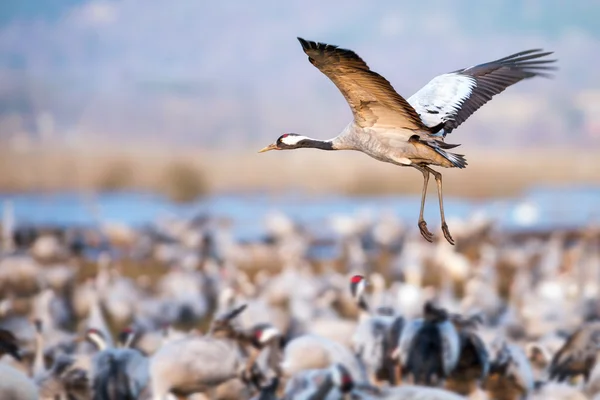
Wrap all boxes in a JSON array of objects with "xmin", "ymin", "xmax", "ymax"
[{"xmin": 0, "ymin": 0, "xmax": 599, "ymax": 151}]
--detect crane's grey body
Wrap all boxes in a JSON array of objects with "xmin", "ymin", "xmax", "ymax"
[
  {"xmin": 332, "ymin": 123, "xmax": 440, "ymax": 167},
  {"xmin": 91, "ymin": 348, "xmax": 149, "ymax": 399},
  {"xmin": 260, "ymin": 38, "xmax": 556, "ymax": 245},
  {"xmin": 148, "ymin": 304, "xmax": 276, "ymax": 400},
  {"xmin": 150, "ymin": 335, "xmax": 242, "ymax": 396},
  {"xmin": 83, "ymin": 329, "xmax": 149, "ymax": 400},
  {"xmin": 281, "ymin": 334, "xmax": 368, "ymax": 384},
  {"xmin": 349, "ymin": 275, "xmax": 404, "ymax": 385}
]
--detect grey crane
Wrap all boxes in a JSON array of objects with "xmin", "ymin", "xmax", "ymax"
[
  {"xmin": 445, "ymin": 313, "xmax": 490, "ymax": 395},
  {"xmin": 0, "ymin": 328, "xmax": 39, "ymax": 400},
  {"xmin": 149, "ymin": 304, "xmax": 281, "ymax": 400},
  {"xmin": 33, "ymin": 319, "xmax": 90, "ymax": 400},
  {"xmin": 485, "ymin": 338, "xmax": 535, "ymax": 400},
  {"xmin": 349, "ymin": 274, "xmax": 404, "ymax": 386},
  {"xmin": 83, "ymin": 327, "xmax": 150, "ymax": 400},
  {"xmin": 394, "ymin": 302, "xmax": 461, "ymax": 386},
  {"xmin": 259, "ymin": 38, "xmax": 556, "ymax": 244},
  {"xmin": 548, "ymin": 320, "xmax": 600, "ymax": 383}
]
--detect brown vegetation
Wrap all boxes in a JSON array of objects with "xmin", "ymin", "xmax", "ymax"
[{"xmin": 0, "ymin": 145, "xmax": 598, "ymax": 198}]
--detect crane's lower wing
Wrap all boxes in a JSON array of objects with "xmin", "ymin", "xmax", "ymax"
[
  {"xmin": 297, "ymin": 38, "xmax": 427, "ymax": 131},
  {"xmin": 408, "ymin": 49, "xmax": 557, "ymax": 137}
]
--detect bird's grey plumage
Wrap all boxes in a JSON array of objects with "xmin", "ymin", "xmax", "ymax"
[
  {"xmin": 149, "ymin": 304, "xmax": 268, "ymax": 399},
  {"xmin": 85, "ymin": 329, "xmax": 149, "ymax": 400},
  {"xmin": 296, "ymin": 38, "xmax": 465, "ymax": 170},
  {"xmin": 282, "ymin": 363, "xmax": 354, "ymax": 400},
  {"xmin": 91, "ymin": 348, "xmax": 149, "ymax": 400},
  {"xmin": 150, "ymin": 335, "xmax": 242, "ymax": 396},
  {"xmin": 408, "ymin": 49, "xmax": 556, "ymax": 137},
  {"xmin": 397, "ymin": 319, "xmax": 424, "ymax": 367},
  {"xmin": 261, "ymin": 38, "xmax": 556, "ymax": 244},
  {"xmin": 396, "ymin": 303, "xmax": 461, "ymax": 385},
  {"xmin": 349, "ymin": 275, "xmax": 404, "ymax": 384},
  {"xmin": 488, "ymin": 340, "xmax": 535, "ymax": 395},
  {"xmin": 281, "ymin": 334, "xmax": 369, "ymax": 383}
]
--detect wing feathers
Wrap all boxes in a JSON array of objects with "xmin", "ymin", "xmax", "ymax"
[
  {"xmin": 297, "ymin": 37, "xmax": 427, "ymax": 130},
  {"xmin": 409, "ymin": 49, "xmax": 557, "ymax": 136}
]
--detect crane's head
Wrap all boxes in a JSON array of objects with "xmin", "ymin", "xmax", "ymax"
[
  {"xmin": 349, "ymin": 274, "xmax": 367, "ymax": 300},
  {"xmin": 330, "ymin": 363, "xmax": 354, "ymax": 393},
  {"xmin": 118, "ymin": 327, "xmax": 137, "ymax": 348},
  {"xmin": 258, "ymin": 133, "xmax": 309, "ymax": 152},
  {"xmin": 251, "ymin": 323, "xmax": 281, "ymax": 348},
  {"xmin": 82, "ymin": 328, "xmax": 108, "ymax": 350}
]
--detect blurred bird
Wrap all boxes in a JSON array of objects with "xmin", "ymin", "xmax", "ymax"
[
  {"xmin": 0, "ymin": 327, "xmax": 21, "ymax": 361},
  {"xmin": 395, "ymin": 301, "xmax": 461, "ymax": 386},
  {"xmin": 259, "ymin": 37, "xmax": 556, "ymax": 245},
  {"xmin": 549, "ymin": 321, "xmax": 600, "ymax": 383}
]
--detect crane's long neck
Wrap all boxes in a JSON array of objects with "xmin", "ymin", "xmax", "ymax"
[
  {"xmin": 33, "ymin": 321, "xmax": 46, "ymax": 378},
  {"xmin": 293, "ymin": 136, "xmax": 336, "ymax": 150},
  {"xmin": 87, "ymin": 332, "xmax": 108, "ymax": 351}
]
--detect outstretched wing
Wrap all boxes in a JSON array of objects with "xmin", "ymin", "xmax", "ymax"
[
  {"xmin": 408, "ymin": 49, "xmax": 557, "ymax": 136},
  {"xmin": 297, "ymin": 37, "xmax": 427, "ymax": 131}
]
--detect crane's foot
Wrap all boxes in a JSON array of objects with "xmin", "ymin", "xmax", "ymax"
[
  {"xmin": 441, "ymin": 223, "xmax": 455, "ymax": 245},
  {"xmin": 418, "ymin": 220, "xmax": 434, "ymax": 242}
]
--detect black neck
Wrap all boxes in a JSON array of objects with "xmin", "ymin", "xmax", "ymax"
[
  {"xmin": 357, "ymin": 296, "xmax": 369, "ymax": 313},
  {"xmin": 299, "ymin": 138, "xmax": 335, "ymax": 150}
]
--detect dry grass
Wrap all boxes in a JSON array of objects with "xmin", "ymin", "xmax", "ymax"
[
  {"xmin": 1, "ymin": 144, "xmax": 599, "ymax": 198},
  {"xmin": 161, "ymin": 162, "xmax": 208, "ymax": 203}
]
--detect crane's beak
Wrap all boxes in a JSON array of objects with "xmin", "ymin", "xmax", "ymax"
[{"xmin": 258, "ymin": 143, "xmax": 278, "ymax": 153}]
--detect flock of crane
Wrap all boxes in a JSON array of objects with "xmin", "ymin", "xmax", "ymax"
[
  {"xmin": 0, "ymin": 209, "xmax": 599, "ymax": 399},
  {"xmin": 0, "ymin": 38, "xmax": 575, "ymax": 399}
]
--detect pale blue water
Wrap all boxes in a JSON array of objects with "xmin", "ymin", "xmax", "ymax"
[{"xmin": 0, "ymin": 185, "xmax": 598, "ymax": 239}]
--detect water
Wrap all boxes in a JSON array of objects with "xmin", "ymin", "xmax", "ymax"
[{"xmin": 0, "ymin": 185, "xmax": 598, "ymax": 240}]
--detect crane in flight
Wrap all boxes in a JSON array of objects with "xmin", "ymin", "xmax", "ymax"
[{"xmin": 259, "ymin": 37, "xmax": 556, "ymax": 244}]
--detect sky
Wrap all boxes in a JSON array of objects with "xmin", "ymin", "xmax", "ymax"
[{"xmin": 1, "ymin": 0, "xmax": 599, "ymax": 149}]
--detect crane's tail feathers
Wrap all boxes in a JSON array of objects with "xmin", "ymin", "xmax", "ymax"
[
  {"xmin": 410, "ymin": 135, "xmax": 467, "ymax": 169},
  {"xmin": 435, "ymin": 148, "xmax": 468, "ymax": 169}
]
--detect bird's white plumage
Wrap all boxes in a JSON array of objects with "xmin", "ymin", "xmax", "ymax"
[
  {"xmin": 354, "ymin": 278, "xmax": 366, "ymax": 301},
  {"xmin": 258, "ymin": 327, "xmax": 280, "ymax": 344},
  {"xmin": 408, "ymin": 73, "xmax": 476, "ymax": 129},
  {"xmin": 87, "ymin": 331, "xmax": 107, "ymax": 351},
  {"xmin": 281, "ymin": 135, "xmax": 310, "ymax": 146}
]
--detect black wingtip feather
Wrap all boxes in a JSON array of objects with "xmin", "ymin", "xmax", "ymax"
[{"xmin": 297, "ymin": 37, "xmax": 311, "ymax": 52}]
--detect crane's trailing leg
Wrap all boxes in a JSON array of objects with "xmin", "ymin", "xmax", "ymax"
[
  {"xmin": 415, "ymin": 165, "xmax": 434, "ymax": 242},
  {"xmin": 425, "ymin": 166, "xmax": 455, "ymax": 245}
]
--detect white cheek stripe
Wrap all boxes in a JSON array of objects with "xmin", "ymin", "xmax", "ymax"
[
  {"xmin": 281, "ymin": 135, "xmax": 309, "ymax": 145},
  {"xmin": 259, "ymin": 327, "xmax": 280, "ymax": 343}
]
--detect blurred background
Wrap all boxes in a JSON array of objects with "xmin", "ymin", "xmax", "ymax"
[{"xmin": 0, "ymin": 0, "xmax": 599, "ymax": 235}]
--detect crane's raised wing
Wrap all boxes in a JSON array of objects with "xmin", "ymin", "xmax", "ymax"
[
  {"xmin": 408, "ymin": 49, "xmax": 557, "ymax": 137},
  {"xmin": 297, "ymin": 37, "xmax": 427, "ymax": 131}
]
